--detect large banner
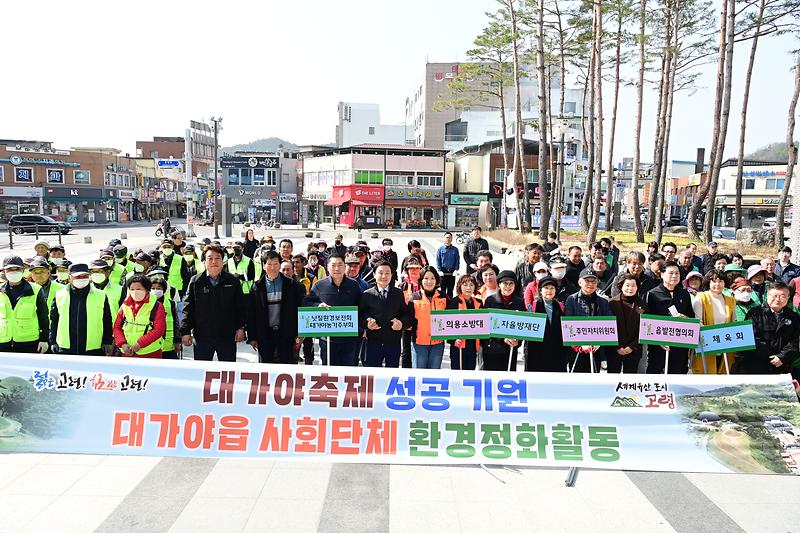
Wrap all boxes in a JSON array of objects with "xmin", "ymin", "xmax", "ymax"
[{"xmin": 1, "ymin": 353, "xmax": 798, "ymax": 474}]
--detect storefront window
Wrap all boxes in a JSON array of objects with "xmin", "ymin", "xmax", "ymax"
[
  {"xmin": 0, "ymin": 200, "xmax": 18, "ymax": 222},
  {"xmin": 267, "ymin": 169, "xmax": 278, "ymax": 186},
  {"xmin": 227, "ymin": 169, "xmax": 239, "ymax": 186},
  {"xmin": 240, "ymin": 168, "xmax": 252, "ymax": 186},
  {"xmin": 47, "ymin": 169, "xmax": 64, "ymax": 184},
  {"xmin": 106, "ymin": 202, "xmax": 117, "ymax": 222},
  {"xmin": 495, "ymin": 168, "xmax": 505, "ymax": 182}
]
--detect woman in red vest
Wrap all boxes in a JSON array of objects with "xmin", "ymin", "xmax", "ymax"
[{"xmin": 113, "ymin": 275, "xmax": 166, "ymax": 358}]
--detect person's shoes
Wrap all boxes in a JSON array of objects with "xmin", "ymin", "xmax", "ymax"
[{"xmin": 601, "ymin": 360, "xmax": 608, "ymax": 370}]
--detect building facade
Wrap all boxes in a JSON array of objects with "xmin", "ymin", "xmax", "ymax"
[
  {"xmin": 336, "ymin": 103, "xmax": 410, "ymax": 148},
  {"xmin": 301, "ymin": 144, "xmax": 447, "ymax": 228},
  {"xmin": 220, "ymin": 152, "xmax": 299, "ymax": 224}
]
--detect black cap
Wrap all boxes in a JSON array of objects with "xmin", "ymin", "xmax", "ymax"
[
  {"xmin": 134, "ymin": 252, "xmax": 153, "ymax": 263},
  {"xmin": 201, "ymin": 237, "xmax": 211, "ymax": 245},
  {"xmin": 29, "ymin": 256, "xmax": 50, "ymax": 269},
  {"xmin": 55, "ymin": 259, "xmax": 72, "ymax": 270},
  {"xmin": 69, "ymin": 263, "xmax": 89, "ymax": 274},
  {"xmin": 113, "ymin": 244, "xmax": 128, "ymax": 257},
  {"xmin": 99, "ymin": 248, "xmax": 114, "ymax": 258},
  {"xmin": 579, "ymin": 268, "xmax": 598, "ymax": 280},
  {"xmin": 3, "ymin": 255, "xmax": 25, "ymax": 269},
  {"xmin": 89, "ymin": 259, "xmax": 109, "ymax": 270},
  {"xmin": 184, "ymin": 244, "xmax": 195, "ymax": 252},
  {"xmin": 50, "ymin": 243, "xmax": 65, "ymax": 252},
  {"xmin": 382, "ymin": 238, "xmax": 393, "ymax": 245},
  {"xmin": 496, "ymin": 270, "xmax": 517, "ymax": 285},
  {"xmin": 537, "ymin": 276, "xmax": 558, "ymax": 290},
  {"xmin": 161, "ymin": 239, "xmax": 173, "ymax": 246},
  {"xmin": 147, "ymin": 267, "xmax": 168, "ymax": 277},
  {"xmin": 109, "ymin": 239, "xmax": 122, "ymax": 247}
]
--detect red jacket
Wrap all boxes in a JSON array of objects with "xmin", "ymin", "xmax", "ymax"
[
  {"xmin": 113, "ymin": 294, "xmax": 166, "ymax": 358},
  {"xmin": 523, "ymin": 280, "xmax": 539, "ymax": 310}
]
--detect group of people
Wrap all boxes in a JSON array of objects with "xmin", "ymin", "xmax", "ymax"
[{"xmin": 1, "ymin": 227, "xmax": 798, "ymax": 381}]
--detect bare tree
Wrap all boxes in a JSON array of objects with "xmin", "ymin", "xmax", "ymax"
[
  {"xmin": 534, "ymin": 0, "xmax": 551, "ymax": 238},
  {"xmin": 631, "ymin": 0, "xmax": 648, "ymax": 242},
  {"xmin": 587, "ymin": 0, "xmax": 604, "ymax": 245},
  {"xmin": 776, "ymin": 51, "xmax": 800, "ymax": 246}
]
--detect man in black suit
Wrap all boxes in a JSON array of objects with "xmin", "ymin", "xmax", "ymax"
[
  {"xmin": 644, "ymin": 261, "xmax": 695, "ymax": 374},
  {"xmin": 358, "ymin": 261, "xmax": 411, "ymax": 367},
  {"xmin": 247, "ymin": 250, "xmax": 306, "ymax": 364}
]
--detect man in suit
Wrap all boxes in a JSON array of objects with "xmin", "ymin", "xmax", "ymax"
[
  {"xmin": 359, "ymin": 261, "xmax": 411, "ymax": 368},
  {"xmin": 248, "ymin": 250, "xmax": 306, "ymax": 364},
  {"xmin": 645, "ymin": 261, "xmax": 695, "ymax": 374}
]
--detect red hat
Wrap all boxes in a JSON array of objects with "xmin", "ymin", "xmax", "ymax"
[{"xmin": 731, "ymin": 278, "xmax": 751, "ymax": 291}]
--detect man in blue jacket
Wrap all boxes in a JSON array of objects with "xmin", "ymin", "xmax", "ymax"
[{"xmin": 436, "ymin": 232, "xmax": 460, "ymax": 299}]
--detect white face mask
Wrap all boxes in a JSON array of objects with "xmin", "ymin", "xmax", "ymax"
[
  {"xmin": 162, "ymin": 248, "xmax": 174, "ymax": 256},
  {"xmin": 57, "ymin": 271, "xmax": 69, "ymax": 281},
  {"xmin": 72, "ymin": 278, "xmax": 91, "ymax": 289},
  {"xmin": 133, "ymin": 263, "xmax": 145, "ymax": 273},
  {"xmin": 151, "ymin": 289, "xmax": 164, "ymax": 299},
  {"xmin": 734, "ymin": 290, "xmax": 753, "ymax": 303},
  {"xmin": 183, "ymin": 254, "xmax": 195, "ymax": 262},
  {"xmin": 535, "ymin": 272, "xmax": 549, "ymax": 281},
  {"xmin": 51, "ymin": 258, "xmax": 65, "ymax": 266},
  {"xmin": 4, "ymin": 271, "xmax": 23, "ymax": 284},
  {"xmin": 130, "ymin": 289, "xmax": 147, "ymax": 302},
  {"xmin": 383, "ymin": 245, "xmax": 391, "ymax": 251},
  {"xmin": 90, "ymin": 273, "xmax": 106, "ymax": 285},
  {"xmin": 551, "ymin": 269, "xmax": 566, "ymax": 280}
]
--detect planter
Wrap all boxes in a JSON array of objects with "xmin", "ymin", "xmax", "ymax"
[{"xmin": 370, "ymin": 232, "xmax": 379, "ymax": 239}]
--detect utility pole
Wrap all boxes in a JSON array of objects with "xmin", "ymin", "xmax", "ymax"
[{"xmin": 211, "ymin": 116, "xmax": 222, "ymax": 240}]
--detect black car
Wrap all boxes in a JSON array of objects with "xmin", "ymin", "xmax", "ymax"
[{"xmin": 8, "ymin": 214, "xmax": 72, "ymax": 235}]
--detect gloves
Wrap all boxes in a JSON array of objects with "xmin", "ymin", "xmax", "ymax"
[
  {"xmin": 37, "ymin": 342, "xmax": 49, "ymax": 354},
  {"xmin": 454, "ymin": 339, "xmax": 466, "ymax": 349}
]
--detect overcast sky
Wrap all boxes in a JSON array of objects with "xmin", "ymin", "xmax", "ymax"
[{"xmin": 3, "ymin": 0, "xmax": 797, "ymax": 163}]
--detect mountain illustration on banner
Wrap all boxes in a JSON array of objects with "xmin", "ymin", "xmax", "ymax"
[{"xmin": 610, "ymin": 396, "xmax": 643, "ymax": 408}]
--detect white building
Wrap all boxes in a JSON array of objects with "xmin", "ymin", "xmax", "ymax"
[{"xmin": 336, "ymin": 103, "xmax": 410, "ymax": 148}]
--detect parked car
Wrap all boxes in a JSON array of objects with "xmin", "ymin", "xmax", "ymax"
[
  {"xmin": 762, "ymin": 217, "xmax": 791, "ymax": 230},
  {"xmin": 712, "ymin": 227, "xmax": 736, "ymax": 240},
  {"xmin": 8, "ymin": 214, "xmax": 72, "ymax": 235}
]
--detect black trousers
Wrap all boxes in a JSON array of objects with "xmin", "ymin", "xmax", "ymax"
[
  {"xmin": 646, "ymin": 346, "xmax": 689, "ymax": 374},
  {"xmin": 194, "ymin": 338, "xmax": 237, "ymax": 362},
  {"xmin": 401, "ymin": 330, "xmax": 413, "ymax": 368},
  {"xmin": 440, "ymin": 274, "xmax": 455, "ymax": 300},
  {"xmin": 302, "ymin": 337, "xmax": 314, "ymax": 365},
  {"xmin": 570, "ymin": 348, "xmax": 604, "ymax": 373},
  {"xmin": 258, "ymin": 329, "xmax": 295, "ymax": 364},
  {"xmin": 606, "ymin": 349, "xmax": 641, "ymax": 374},
  {"xmin": 0, "ymin": 341, "xmax": 39, "ymax": 354}
]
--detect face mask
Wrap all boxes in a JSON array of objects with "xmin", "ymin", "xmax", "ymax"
[
  {"xmin": 57, "ymin": 271, "xmax": 69, "ymax": 281},
  {"xmin": 51, "ymin": 258, "xmax": 64, "ymax": 266},
  {"xmin": 72, "ymin": 278, "xmax": 91, "ymax": 289},
  {"xmin": 133, "ymin": 263, "xmax": 145, "ymax": 273},
  {"xmin": 115, "ymin": 257, "xmax": 125, "ymax": 264},
  {"xmin": 130, "ymin": 289, "xmax": 147, "ymax": 302},
  {"xmin": 90, "ymin": 273, "xmax": 106, "ymax": 285},
  {"xmin": 184, "ymin": 254, "xmax": 195, "ymax": 262},
  {"xmin": 226, "ymin": 247, "xmax": 234, "ymax": 255},
  {"xmin": 535, "ymin": 272, "xmax": 548, "ymax": 281},
  {"xmin": 105, "ymin": 259, "xmax": 114, "ymax": 267},
  {"xmin": 4, "ymin": 271, "xmax": 23, "ymax": 284},
  {"xmin": 151, "ymin": 289, "xmax": 164, "ymax": 299},
  {"xmin": 162, "ymin": 248, "xmax": 174, "ymax": 256},
  {"xmin": 551, "ymin": 269, "xmax": 566, "ymax": 280},
  {"xmin": 734, "ymin": 290, "xmax": 752, "ymax": 303},
  {"xmin": 234, "ymin": 249, "xmax": 242, "ymax": 257},
  {"xmin": 383, "ymin": 245, "xmax": 391, "ymax": 251}
]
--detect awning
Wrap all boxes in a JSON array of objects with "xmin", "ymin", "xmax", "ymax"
[{"xmin": 325, "ymin": 185, "xmax": 384, "ymax": 206}]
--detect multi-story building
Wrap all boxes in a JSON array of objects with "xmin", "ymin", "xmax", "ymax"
[
  {"xmin": 0, "ymin": 141, "xmax": 136, "ymax": 224},
  {"xmin": 336, "ymin": 103, "xmax": 411, "ymax": 148},
  {"xmin": 300, "ymin": 144, "xmax": 447, "ymax": 228},
  {"xmin": 220, "ymin": 150, "xmax": 299, "ymax": 224}
]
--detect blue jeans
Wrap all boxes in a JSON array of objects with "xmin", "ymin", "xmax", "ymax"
[
  {"xmin": 319, "ymin": 338, "xmax": 361, "ymax": 367},
  {"xmin": 412, "ymin": 343, "xmax": 445, "ymax": 369}
]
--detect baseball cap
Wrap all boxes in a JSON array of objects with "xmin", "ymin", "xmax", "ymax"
[
  {"xmin": 579, "ymin": 268, "xmax": 598, "ymax": 280},
  {"xmin": 2, "ymin": 256, "xmax": 25, "ymax": 269}
]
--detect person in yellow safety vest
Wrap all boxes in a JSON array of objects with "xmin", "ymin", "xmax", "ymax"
[
  {"xmin": 89, "ymin": 259, "xmax": 127, "ymax": 320},
  {"xmin": 49, "ymin": 263, "xmax": 113, "ymax": 356},
  {"xmin": 158, "ymin": 239, "xmax": 190, "ymax": 297},
  {"xmin": 149, "ymin": 277, "xmax": 181, "ymax": 359},
  {"xmin": 146, "ymin": 267, "xmax": 179, "ymax": 303},
  {"xmin": 28, "ymin": 256, "xmax": 65, "ymax": 322},
  {"xmin": 110, "ymin": 244, "xmax": 135, "ymax": 285},
  {"xmin": 226, "ymin": 243, "xmax": 255, "ymax": 294},
  {"xmin": 125, "ymin": 252, "xmax": 154, "ymax": 284},
  {"xmin": 1, "ymin": 255, "xmax": 50, "ymax": 354},
  {"xmin": 113, "ymin": 275, "xmax": 167, "ymax": 359},
  {"xmin": 292, "ymin": 254, "xmax": 316, "ymax": 293},
  {"xmin": 48, "ymin": 243, "xmax": 68, "ymax": 275},
  {"xmin": 306, "ymin": 250, "xmax": 327, "ymax": 284},
  {"xmin": 99, "ymin": 248, "xmax": 127, "ymax": 288},
  {"xmin": 182, "ymin": 244, "xmax": 204, "ymax": 278},
  {"xmin": 53, "ymin": 260, "xmax": 72, "ymax": 289}
]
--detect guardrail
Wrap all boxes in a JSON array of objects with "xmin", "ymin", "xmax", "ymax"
[{"xmin": 7, "ymin": 225, "xmax": 64, "ymax": 250}]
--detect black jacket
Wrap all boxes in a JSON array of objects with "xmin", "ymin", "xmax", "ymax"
[
  {"xmin": 243, "ymin": 238, "xmax": 259, "ymax": 259},
  {"xmin": 180, "ymin": 271, "xmax": 245, "ymax": 341},
  {"xmin": 645, "ymin": 283, "xmax": 694, "ymax": 318},
  {"xmin": 304, "ymin": 276, "xmax": 363, "ymax": 342},
  {"xmin": 738, "ymin": 304, "xmax": 800, "ymax": 374},
  {"xmin": 515, "ymin": 261, "xmax": 537, "ymax": 296},
  {"xmin": 1, "ymin": 280, "xmax": 49, "ymax": 342},
  {"xmin": 481, "ymin": 292, "xmax": 526, "ymax": 355},
  {"xmin": 701, "ymin": 252, "xmax": 720, "ymax": 274},
  {"xmin": 565, "ymin": 259, "xmax": 586, "ymax": 285},
  {"xmin": 49, "ymin": 284, "xmax": 112, "ymax": 352},
  {"xmin": 525, "ymin": 298, "xmax": 568, "ymax": 372},
  {"xmin": 609, "ymin": 294, "xmax": 647, "ymax": 359},
  {"xmin": 247, "ymin": 273, "xmax": 305, "ymax": 343},
  {"xmin": 463, "ymin": 237, "xmax": 489, "ymax": 273},
  {"xmin": 610, "ymin": 271, "xmax": 657, "ymax": 299},
  {"xmin": 359, "ymin": 285, "xmax": 411, "ymax": 344}
]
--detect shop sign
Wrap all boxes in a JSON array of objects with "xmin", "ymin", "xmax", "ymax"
[
  {"xmin": 489, "ymin": 181, "xmax": 543, "ymax": 199},
  {"xmin": 165, "ymin": 192, "xmax": 178, "ymax": 201},
  {"xmin": 157, "ymin": 159, "xmax": 181, "ymax": 168},
  {"xmin": 1, "ymin": 156, "xmax": 80, "ymax": 168},
  {"xmin": 303, "ymin": 192, "xmax": 328, "ymax": 201},
  {"xmin": 448, "ymin": 193, "xmax": 487, "ymax": 206},
  {"xmin": 44, "ymin": 186, "xmax": 103, "ymax": 199},
  {"xmin": 251, "ymin": 199, "xmax": 276, "ymax": 207},
  {"xmin": 118, "ymin": 190, "xmax": 134, "ymax": 200},
  {"xmin": 220, "ymin": 156, "xmax": 278, "ymax": 169},
  {"xmin": 105, "ymin": 189, "xmax": 118, "ymax": 199},
  {"xmin": 47, "ymin": 169, "xmax": 64, "ymax": 184},
  {"xmin": 742, "ymin": 170, "xmax": 786, "ymax": 177},
  {"xmin": 688, "ymin": 175, "xmax": 701, "ymax": 186},
  {"xmin": 279, "ymin": 193, "xmax": 298, "ymax": 203},
  {"xmin": 352, "ymin": 186, "xmax": 384, "ymax": 199},
  {"xmin": 753, "ymin": 197, "xmax": 782, "ymax": 205},
  {"xmin": 385, "ymin": 187, "xmax": 442, "ymax": 200},
  {"xmin": 0, "ymin": 186, "xmax": 42, "ymax": 198}
]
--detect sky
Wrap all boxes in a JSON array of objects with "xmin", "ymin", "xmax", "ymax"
[{"xmin": 2, "ymin": 0, "xmax": 797, "ymax": 163}]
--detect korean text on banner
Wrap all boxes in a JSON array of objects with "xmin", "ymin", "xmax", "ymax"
[
  {"xmin": 297, "ymin": 306, "xmax": 359, "ymax": 338},
  {"xmin": 560, "ymin": 316, "xmax": 618, "ymax": 346},
  {"xmin": 489, "ymin": 309, "xmax": 547, "ymax": 341},
  {"xmin": 639, "ymin": 314, "xmax": 701, "ymax": 349},
  {"xmin": 3, "ymin": 354, "xmax": 799, "ymax": 475},
  {"xmin": 430, "ymin": 309, "xmax": 491, "ymax": 340},
  {"xmin": 699, "ymin": 320, "xmax": 757, "ymax": 355}
]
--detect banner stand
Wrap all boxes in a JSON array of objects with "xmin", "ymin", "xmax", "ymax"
[
  {"xmin": 664, "ymin": 346, "xmax": 670, "ymax": 375},
  {"xmin": 698, "ymin": 342, "xmax": 708, "ymax": 374},
  {"xmin": 459, "ymin": 347, "xmax": 463, "ymax": 372},
  {"xmin": 723, "ymin": 348, "xmax": 731, "ymax": 375},
  {"xmin": 565, "ymin": 467, "xmax": 579, "ymax": 487},
  {"xmin": 507, "ymin": 345, "xmax": 516, "ymax": 372},
  {"xmin": 326, "ymin": 337, "xmax": 330, "ymax": 366},
  {"xmin": 589, "ymin": 348, "xmax": 596, "ymax": 374}
]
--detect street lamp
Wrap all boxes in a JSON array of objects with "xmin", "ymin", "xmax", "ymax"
[
  {"xmin": 210, "ymin": 116, "xmax": 223, "ymax": 239},
  {"xmin": 550, "ymin": 119, "xmax": 572, "ymax": 238}
]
